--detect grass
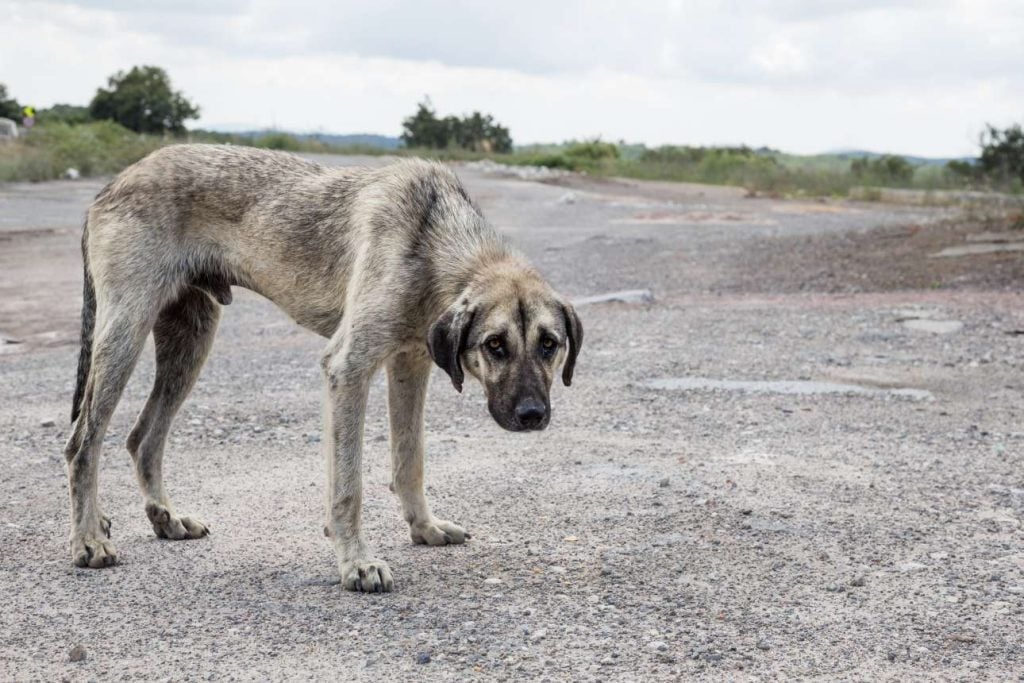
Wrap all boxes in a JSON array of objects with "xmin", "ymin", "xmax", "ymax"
[
  {"xmin": 0, "ymin": 121, "xmax": 164, "ymax": 182},
  {"xmin": 3, "ymin": 124, "xmax": 1019, "ymax": 200}
]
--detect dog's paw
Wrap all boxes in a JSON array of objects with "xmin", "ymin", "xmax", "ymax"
[
  {"xmin": 411, "ymin": 518, "xmax": 470, "ymax": 546},
  {"xmin": 71, "ymin": 533, "xmax": 118, "ymax": 568},
  {"xmin": 339, "ymin": 557, "xmax": 394, "ymax": 593},
  {"xmin": 146, "ymin": 503, "xmax": 209, "ymax": 540}
]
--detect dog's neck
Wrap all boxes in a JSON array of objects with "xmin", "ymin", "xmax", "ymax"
[{"xmin": 430, "ymin": 237, "xmax": 536, "ymax": 314}]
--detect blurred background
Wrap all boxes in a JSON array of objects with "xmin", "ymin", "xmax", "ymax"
[{"xmin": 2, "ymin": 0, "xmax": 1022, "ymax": 195}]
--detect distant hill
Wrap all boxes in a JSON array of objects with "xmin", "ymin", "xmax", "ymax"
[
  {"xmin": 205, "ymin": 126, "xmax": 400, "ymax": 150},
  {"xmin": 824, "ymin": 149, "xmax": 975, "ymax": 166}
]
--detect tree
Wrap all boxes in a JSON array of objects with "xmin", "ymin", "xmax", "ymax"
[
  {"xmin": 0, "ymin": 83, "xmax": 20, "ymax": 121},
  {"xmin": 400, "ymin": 98, "xmax": 449, "ymax": 149},
  {"xmin": 89, "ymin": 66, "xmax": 199, "ymax": 134},
  {"xmin": 400, "ymin": 98, "xmax": 513, "ymax": 152},
  {"xmin": 978, "ymin": 123, "xmax": 1024, "ymax": 186}
]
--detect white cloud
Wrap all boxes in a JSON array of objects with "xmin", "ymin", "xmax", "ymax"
[{"xmin": 1, "ymin": 0, "xmax": 1022, "ymax": 156}]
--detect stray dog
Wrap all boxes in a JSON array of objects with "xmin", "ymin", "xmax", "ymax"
[{"xmin": 64, "ymin": 145, "xmax": 582, "ymax": 592}]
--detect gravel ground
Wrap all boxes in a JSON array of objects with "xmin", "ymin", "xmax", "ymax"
[{"xmin": 1, "ymin": 154, "xmax": 1022, "ymax": 681}]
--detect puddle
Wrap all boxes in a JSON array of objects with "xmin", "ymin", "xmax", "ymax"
[
  {"xmin": 901, "ymin": 319, "xmax": 963, "ymax": 334},
  {"xmin": 931, "ymin": 242, "xmax": 1024, "ymax": 258},
  {"xmin": 611, "ymin": 211, "xmax": 776, "ymax": 226},
  {"xmin": 573, "ymin": 289, "xmax": 654, "ymax": 306},
  {"xmin": 644, "ymin": 376, "xmax": 932, "ymax": 400}
]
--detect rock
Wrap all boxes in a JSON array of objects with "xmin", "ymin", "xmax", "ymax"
[
  {"xmin": 897, "ymin": 561, "xmax": 927, "ymax": 573},
  {"xmin": 850, "ymin": 575, "xmax": 866, "ymax": 587},
  {"xmin": 484, "ymin": 577, "xmax": 502, "ymax": 585},
  {"xmin": 557, "ymin": 192, "xmax": 577, "ymax": 205},
  {"xmin": 415, "ymin": 652, "xmax": 431, "ymax": 664},
  {"xmin": 69, "ymin": 645, "xmax": 87, "ymax": 662},
  {"xmin": 531, "ymin": 629, "xmax": 548, "ymax": 642},
  {"xmin": 39, "ymin": 419, "xmax": 56, "ymax": 428},
  {"xmin": 824, "ymin": 582, "xmax": 846, "ymax": 593},
  {"xmin": 648, "ymin": 641, "xmax": 668, "ymax": 652},
  {"xmin": 900, "ymin": 318, "xmax": 963, "ymax": 334},
  {"xmin": 756, "ymin": 639, "xmax": 771, "ymax": 651},
  {"xmin": 658, "ymin": 477, "xmax": 670, "ymax": 488},
  {"xmin": 573, "ymin": 289, "xmax": 654, "ymax": 307}
]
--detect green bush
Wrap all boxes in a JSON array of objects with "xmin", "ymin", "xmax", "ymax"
[
  {"xmin": 0, "ymin": 120, "xmax": 163, "ymax": 182},
  {"xmin": 252, "ymin": 132, "xmax": 303, "ymax": 151}
]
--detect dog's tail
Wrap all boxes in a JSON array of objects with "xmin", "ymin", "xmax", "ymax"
[{"xmin": 71, "ymin": 218, "xmax": 96, "ymax": 424}]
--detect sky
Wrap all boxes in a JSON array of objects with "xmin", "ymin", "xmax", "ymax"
[{"xmin": 2, "ymin": 0, "xmax": 1022, "ymax": 157}]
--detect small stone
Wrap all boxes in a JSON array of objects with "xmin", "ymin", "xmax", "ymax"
[
  {"xmin": 563, "ymin": 535, "xmax": 578, "ymax": 542},
  {"xmin": 531, "ymin": 629, "xmax": 548, "ymax": 642},
  {"xmin": 648, "ymin": 641, "xmax": 668, "ymax": 652},
  {"xmin": 850, "ymin": 575, "xmax": 866, "ymax": 587},
  {"xmin": 824, "ymin": 582, "xmax": 846, "ymax": 593},
  {"xmin": 484, "ymin": 577, "xmax": 502, "ymax": 585},
  {"xmin": 415, "ymin": 652, "xmax": 431, "ymax": 665},
  {"xmin": 39, "ymin": 419, "xmax": 56, "ymax": 428},
  {"xmin": 69, "ymin": 645, "xmax": 87, "ymax": 662},
  {"xmin": 549, "ymin": 566, "xmax": 567, "ymax": 574},
  {"xmin": 659, "ymin": 477, "xmax": 670, "ymax": 488},
  {"xmin": 305, "ymin": 433, "xmax": 321, "ymax": 443},
  {"xmin": 740, "ymin": 508, "xmax": 753, "ymax": 516},
  {"xmin": 756, "ymin": 639, "xmax": 771, "ymax": 651},
  {"xmin": 599, "ymin": 656, "xmax": 615, "ymax": 666},
  {"xmin": 897, "ymin": 561, "xmax": 927, "ymax": 573}
]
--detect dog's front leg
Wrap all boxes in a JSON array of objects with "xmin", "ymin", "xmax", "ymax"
[
  {"xmin": 386, "ymin": 349, "xmax": 470, "ymax": 546},
  {"xmin": 322, "ymin": 343, "xmax": 394, "ymax": 593}
]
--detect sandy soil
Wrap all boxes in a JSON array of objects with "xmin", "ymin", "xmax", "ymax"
[{"xmin": 1, "ymin": 155, "xmax": 1022, "ymax": 681}]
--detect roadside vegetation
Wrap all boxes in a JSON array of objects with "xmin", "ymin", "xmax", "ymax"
[{"xmin": 2, "ymin": 67, "xmax": 1022, "ymax": 198}]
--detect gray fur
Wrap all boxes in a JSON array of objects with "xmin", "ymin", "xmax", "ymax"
[{"xmin": 64, "ymin": 144, "xmax": 582, "ymax": 590}]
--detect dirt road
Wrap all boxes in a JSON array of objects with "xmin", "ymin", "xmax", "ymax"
[{"xmin": 1, "ymin": 154, "xmax": 1022, "ymax": 680}]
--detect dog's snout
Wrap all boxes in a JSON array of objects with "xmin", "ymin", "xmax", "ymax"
[{"xmin": 515, "ymin": 398, "xmax": 547, "ymax": 430}]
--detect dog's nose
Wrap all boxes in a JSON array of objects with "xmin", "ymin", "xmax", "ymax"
[{"xmin": 515, "ymin": 398, "xmax": 547, "ymax": 429}]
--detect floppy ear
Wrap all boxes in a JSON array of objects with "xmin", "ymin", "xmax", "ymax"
[
  {"xmin": 428, "ymin": 306, "xmax": 476, "ymax": 393},
  {"xmin": 560, "ymin": 302, "xmax": 583, "ymax": 386}
]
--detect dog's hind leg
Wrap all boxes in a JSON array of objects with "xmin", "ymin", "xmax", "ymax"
[
  {"xmin": 66, "ymin": 296, "xmax": 157, "ymax": 568},
  {"xmin": 127, "ymin": 288, "xmax": 219, "ymax": 540},
  {"xmin": 386, "ymin": 349, "xmax": 469, "ymax": 546}
]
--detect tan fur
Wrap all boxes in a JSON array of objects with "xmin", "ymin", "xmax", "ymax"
[{"xmin": 64, "ymin": 144, "xmax": 582, "ymax": 591}]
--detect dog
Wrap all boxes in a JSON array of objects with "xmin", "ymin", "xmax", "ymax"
[{"xmin": 63, "ymin": 144, "xmax": 582, "ymax": 592}]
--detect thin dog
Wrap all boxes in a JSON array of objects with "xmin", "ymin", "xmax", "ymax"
[{"xmin": 64, "ymin": 145, "xmax": 582, "ymax": 592}]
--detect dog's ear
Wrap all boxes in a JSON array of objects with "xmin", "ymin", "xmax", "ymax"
[
  {"xmin": 560, "ymin": 302, "xmax": 583, "ymax": 387},
  {"xmin": 428, "ymin": 305, "xmax": 476, "ymax": 393}
]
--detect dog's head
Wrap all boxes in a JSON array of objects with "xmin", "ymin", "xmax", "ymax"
[{"xmin": 428, "ymin": 265, "xmax": 582, "ymax": 432}]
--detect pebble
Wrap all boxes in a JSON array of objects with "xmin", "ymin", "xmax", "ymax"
[
  {"xmin": 531, "ymin": 629, "xmax": 548, "ymax": 642},
  {"xmin": 648, "ymin": 641, "xmax": 668, "ymax": 652},
  {"xmin": 484, "ymin": 577, "xmax": 503, "ymax": 585},
  {"xmin": 897, "ymin": 561, "xmax": 927, "ymax": 573},
  {"xmin": 756, "ymin": 639, "xmax": 771, "ymax": 651},
  {"xmin": 69, "ymin": 645, "xmax": 87, "ymax": 662},
  {"xmin": 415, "ymin": 652, "xmax": 431, "ymax": 665},
  {"xmin": 39, "ymin": 419, "xmax": 56, "ymax": 428},
  {"xmin": 659, "ymin": 477, "xmax": 670, "ymax": 488},
  {"xmin": 850, "ymin": 575, "xmax": 866, "ymax": 587}
]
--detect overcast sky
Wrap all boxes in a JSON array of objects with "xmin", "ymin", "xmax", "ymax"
[{"xmin": 3, "ymin": 0, "xmax": 1022, "ymax": 156}]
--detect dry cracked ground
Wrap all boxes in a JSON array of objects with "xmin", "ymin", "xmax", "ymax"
[{"xmin": 1, "ymin": 154, "xmax": 1023, "ymax": 681}]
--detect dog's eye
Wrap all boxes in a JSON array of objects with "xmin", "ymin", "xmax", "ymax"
[
  {"xmin": 539, "ymin": 337, "xmax": 558, "ymax": 357},
  {"xmin": 485, "ymin": 336, "xmax": 505, "ymax": 356}
]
